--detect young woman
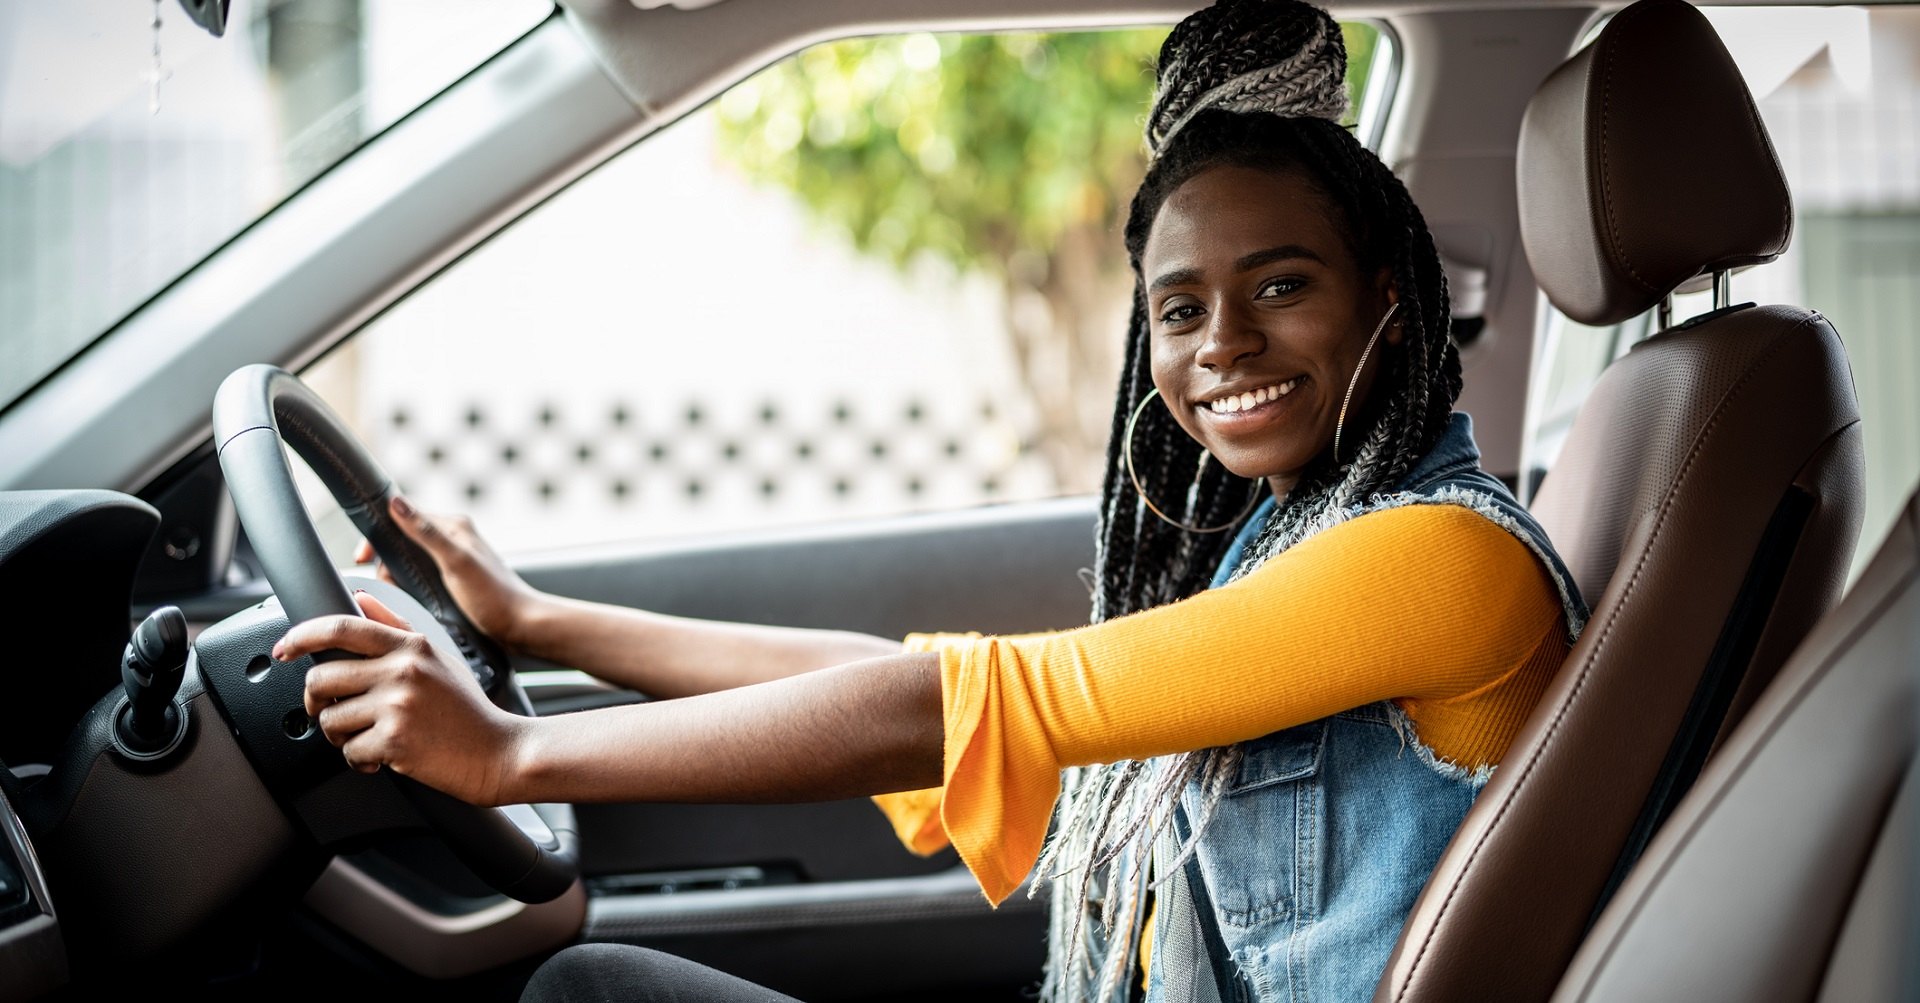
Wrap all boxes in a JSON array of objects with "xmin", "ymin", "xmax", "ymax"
[{"xmin": 274, "ymin": 2, "xmax": 1587, "ymax": 999}]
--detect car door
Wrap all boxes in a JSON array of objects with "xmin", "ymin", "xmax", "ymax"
[
  {"xmin": 193, "ymin": 22, "xmax": 1188, "ymax": 997},
  {"xmin": 143, "ymin": 446, "xmax": 1094, "ymax": 998},
  {"xmin": 272, "ymin": 26, "xmax": 1173, "ymax": 993},
  {"xmin": 513, "ymin": 501, "xmax": 1097, "ymax": 999}
]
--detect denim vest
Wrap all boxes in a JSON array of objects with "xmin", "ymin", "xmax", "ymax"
[{"xmin": 1141, "ymin": 412, "xmax": 1587, "ymax": 1003}]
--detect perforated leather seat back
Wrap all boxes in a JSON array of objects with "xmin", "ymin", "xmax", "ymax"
[
  {"xmin": 1552, "ymin": 490, "xmax": 1918, "ymax": 1003},
  {"xmin": 1376, "ymin": 3, "xmax": 1865, "ymax": 1000}
]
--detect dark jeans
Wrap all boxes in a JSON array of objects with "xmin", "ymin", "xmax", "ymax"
[{"xmin": 521, "ymin": 944, "xmax": 803, "ymax": 1003}]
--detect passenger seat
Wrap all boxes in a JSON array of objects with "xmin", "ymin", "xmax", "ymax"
[{"xmin": 1377, "ymin": 2, "xmax": 1865, "ymax": 1000}]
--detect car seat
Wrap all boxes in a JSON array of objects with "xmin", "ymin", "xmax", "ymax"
[
  {"xmin": 1376, "ymin": 2, "xmax": 1866, "ymax": 1000},
  {"xmin": 1550, "ymin": 487, "xmax": 1919, "ymax": 1002}
]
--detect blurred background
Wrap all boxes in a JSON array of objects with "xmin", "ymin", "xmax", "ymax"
[
  {"xmin": 2, "ymin": 2, "xmax": 1913, "ymax": 578},
  {"xmin": 297, "ymin": 19, "xmax": 1383, "ymax": 555}
]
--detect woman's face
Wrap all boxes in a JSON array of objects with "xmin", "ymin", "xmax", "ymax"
[{"xmin": 1141, "ymin": 164, "xmax": 1399, "ymax": 498}]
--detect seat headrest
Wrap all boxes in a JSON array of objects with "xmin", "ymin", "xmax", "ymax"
[{"xmin": 1518, "ymin": 0, "xmax": 1793, "ymax": 327}]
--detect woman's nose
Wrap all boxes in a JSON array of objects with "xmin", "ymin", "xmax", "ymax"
[{"xmin": 1194, "ymin": 304, "xmax": 1263, "ymax": 371}]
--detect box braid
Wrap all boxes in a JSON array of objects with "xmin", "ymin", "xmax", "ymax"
[
  {"xmin": 1089, "ymin": 109, "xmax": 1459, "ymax": 620},
  {"xmin": 1039, "ymin": 3, "xmax": 1462, "ymax": 998}
]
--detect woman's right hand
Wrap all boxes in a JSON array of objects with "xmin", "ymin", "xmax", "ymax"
[{"xmin": 354, "ymin": 495, "xmax": 547, "ymax": 653}]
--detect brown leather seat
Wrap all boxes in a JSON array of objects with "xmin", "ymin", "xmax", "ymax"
[
  {"xmin": 1551, "ymin": 489, "xmax": 1919, "ymax": 1003},
  {"xmin": 1377, "ymin": 2, "xmax": 1866, "ymax": 1000}
]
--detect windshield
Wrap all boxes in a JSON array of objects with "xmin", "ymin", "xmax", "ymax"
[{"xmin": 0, "ymin": 0, "xmax": 551, "ymax": 409}]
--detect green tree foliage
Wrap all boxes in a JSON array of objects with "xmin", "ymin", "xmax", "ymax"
[
  {"xmin": 716, "ymin": 26, "xmax": 1381, "ymax": 489},
  {"xmin": 718, "ymin": 30, "xmax": 1170, "ymax": 273}
]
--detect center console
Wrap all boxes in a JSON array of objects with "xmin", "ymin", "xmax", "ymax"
[{"xmin": 0, "ymin": 780, "xmax": 64, "ymax": 1003}]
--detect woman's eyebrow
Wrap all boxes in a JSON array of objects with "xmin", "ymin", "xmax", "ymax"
[
  {"xmin": 1234, "ymin": 244, "xmax": 1326, "ymax": 272},
  {"xmin": 1148, "ymin": 244, "xmax": 1327, "ymax": 294},
  {"xmin": 1148, "ymin": 267, "xmax": 1203, "ymax": 293}
]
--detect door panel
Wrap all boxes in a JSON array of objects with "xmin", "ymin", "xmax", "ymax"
[
  {"xmin": 515, "ymin": 497, "xmax": 1098, "ymax": 996},
  {"xmin": 583, "ymin": 867, "xmax": 1049, "ymax": 1001},
  {"xmin": 572, "ymin": 800, "xmax": 958, "ymax": 884},
  {"xmin": 514, "ymin": 496, "xmax": 1099, "ymax": 638}
]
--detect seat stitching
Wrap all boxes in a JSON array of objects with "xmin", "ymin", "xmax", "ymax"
[
  {"xmin": 1391, "ymin": 312, "xmax": 1823, "ymax": 1001},
  {"xmin": 1740, "ymin": 88, "xmax": 1793, "ymax": 256},
  {"xmin": 1560, "ymin": 419, "xmax": 1887, "ymax": 1002},
  {"xmin": 1596, "ymin": 3, "xmax": 1656, "ymax": 295},
  {"xmin": 279, "ymin": 409, "xmax": 376, "ymax": 511}
]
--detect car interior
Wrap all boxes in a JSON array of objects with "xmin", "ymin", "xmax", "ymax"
[{"xmin": 0, "ymin": 0, "xmax": 1914, "ymax": 1000}]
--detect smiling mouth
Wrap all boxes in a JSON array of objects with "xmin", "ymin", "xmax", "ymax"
[{"xmin": 1200, "ymin": 377, "xmax": 1303, "ymax": 415}]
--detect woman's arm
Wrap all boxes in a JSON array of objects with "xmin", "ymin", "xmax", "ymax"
[
  {"xmin": 509, "ymin": 651, "xmax": 943, "ymax": 804},
  {"xmin": 277, "ymin": 591, "xmax": 942, "ymax": 807},
  {"xmin": 513, "ymin": 597, "xmax": 902, "ymax": 698},
  {"xmin": 362, "ymin": 496, "xmax": 900, "ymax": 696}
]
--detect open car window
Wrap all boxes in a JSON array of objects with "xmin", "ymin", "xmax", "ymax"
[
  {"xmin": 0, "ymin": 0, "xmax": 552, "ymax": 410},
  {"xmin": 297, "ymin": 22, "xmax": 1396, "ymax": 560}
]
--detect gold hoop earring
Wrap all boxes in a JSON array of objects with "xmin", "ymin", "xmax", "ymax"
[
  {"xmin": 1123, "ymin": 387, "xmax": 1264, "ymax": 534},
  {"xmin": 1333, "ymin": 301, "xmax": 1400, "ymax": 465}
]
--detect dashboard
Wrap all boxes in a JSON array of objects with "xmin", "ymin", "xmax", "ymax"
[
  {"xmin": 0, "ymin": 491, "xmax": 161, "ymax": 999},
  {"xmin": 0, "ymin": 784, "xmax": 61, "ymax": 1001},
  {"xmin": 0, "ymin": 488, "xmax": 582, "ymax": 999},
  {"xmin": 2, "ymin": 492, "xmax": 160, "ymax": 768}
]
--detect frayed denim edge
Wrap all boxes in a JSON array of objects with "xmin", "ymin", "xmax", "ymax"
[
  {"xmin": 1297, "ymin": 488, "xmax": 1591, "ymax": 789},
  {"xmin": 1383, "ymin": 700, "xmax": 1497, "ymax": 788}
]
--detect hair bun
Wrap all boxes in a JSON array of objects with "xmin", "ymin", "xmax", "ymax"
[{"xmin": 1147, "ymin": 0, "xmax": 1350, "ymax": 156}]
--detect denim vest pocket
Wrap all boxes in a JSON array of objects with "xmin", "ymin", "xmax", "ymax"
[{"xmin": 1187, "ymin": 720, "xmax": 1328, "ymax": 931}]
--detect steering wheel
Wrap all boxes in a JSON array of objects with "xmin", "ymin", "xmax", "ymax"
[{"xmin": 211, "ymin": 363, "xmax": 578, "ymax": 903}]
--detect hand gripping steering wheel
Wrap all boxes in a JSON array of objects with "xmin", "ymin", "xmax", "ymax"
[{"xmin": 212, "ymin": 364, "xmax": 578, "ymax": 903}]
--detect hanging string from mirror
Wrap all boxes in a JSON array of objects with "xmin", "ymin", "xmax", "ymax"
[{"xmin": 149, "ymin": 0, "xmax": 166, "ymax": 116}]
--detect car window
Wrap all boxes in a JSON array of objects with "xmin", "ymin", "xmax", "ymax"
[
  {"xmin": 0, "ymin": 0, "xmax": 552, "ymax": 410},
  {"xmin": 298, "ymin": 22, "xmax": 1396, "ymax": 559},
  {"xmin": 1524, "ymin": 5, "xmax": 1920, "ymax": 581}
]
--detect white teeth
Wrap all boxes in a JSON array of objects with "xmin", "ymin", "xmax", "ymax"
[
  {"xmin": 1198, "ymin": 380, "xmax": 1305, "ymax": 415},
  {"xmin": 1206, "ymin": 379, "xmax": 1301, "ymax": 415}
]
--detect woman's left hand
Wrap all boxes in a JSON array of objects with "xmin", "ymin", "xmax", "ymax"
[{"xmin": 275, "ymin": 591, "xmax": 531, "ymax": 807}]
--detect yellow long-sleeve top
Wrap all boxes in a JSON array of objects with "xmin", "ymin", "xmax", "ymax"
[{"xmin": 874, "ymin": 503, "xmax": 1570, "ymax": 906}]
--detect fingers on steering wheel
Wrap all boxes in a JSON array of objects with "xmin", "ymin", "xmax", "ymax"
[
  {"xmin": 303, "ymin": 658, "xmax": 380, "ymax": 717},
  {"xmin": 350, "ymin": 541, "xmax": 401, "ymax": 587},
  {"xmin": 315, "ymin": 696, "xmax": 378, "ymax": 747},
  {"xmin": 341, "ymin": 731, "xmax": 387, "ymax": 774},
  {"xmin": 278, "ymin": 614, "xmax": 408, "ymax": 665},
  {"xmin": 390, "ymin": 495, "xmax": 439, "ymax": 548},
  {"xmin": 354, "ymin": 590, "xmax": 413, "ymax": 630}
]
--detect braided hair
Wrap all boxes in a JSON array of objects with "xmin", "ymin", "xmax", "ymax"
[{"xmin": 1036, "ymin": 2, "xmax": 1462, "ymax": 997}]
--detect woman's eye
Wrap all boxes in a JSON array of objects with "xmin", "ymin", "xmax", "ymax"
[
  {"xmin": 1257, "ymin": 278, "xmax": 1303, "ymax": 299},
  {"xmin": 1159, "ymin": 303, "xmax": 1202, "ymax": 325}
]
